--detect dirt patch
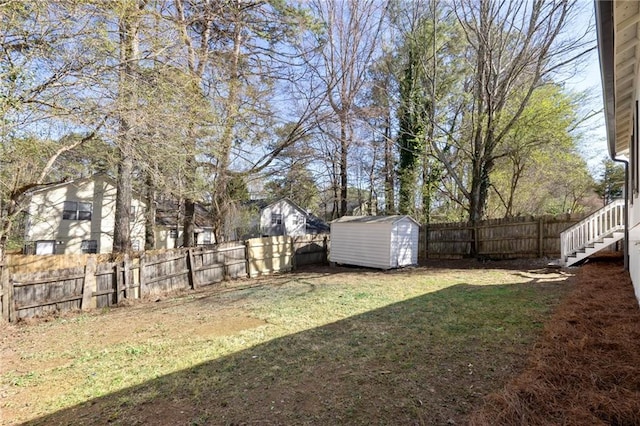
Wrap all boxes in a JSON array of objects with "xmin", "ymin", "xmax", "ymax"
[
  {"xmin": 471, "ymin": 254, "xmax": 640, "ymax": 425},
  {"xmin": 0, "ymin": 300, "xmax": 265, "ymax": 375}
]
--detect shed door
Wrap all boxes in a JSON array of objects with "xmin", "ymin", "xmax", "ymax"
[{"xmin": 395, "ymin": 222, "xmax": 415, "ymax": 267}]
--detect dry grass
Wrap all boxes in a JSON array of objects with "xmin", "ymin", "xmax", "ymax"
[
  {"xmin": 1, "ymin": 261, "xmax": 571, "ymax": 425},
  {"xmin": 471, "ymin": 255, "xmax": 640, "ymax": 425}
]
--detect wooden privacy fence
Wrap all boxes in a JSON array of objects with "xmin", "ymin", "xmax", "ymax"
[
  {"xmin": 419, "ymin": 214, "xmax": 584, "ymax": 260},
  {"xmin": 1, "ymin": 235, "xmax": 327, "ymax": 322},
  {"xmin": 0, "ymin": 213, "xmax": 586, "ymax": 321}
]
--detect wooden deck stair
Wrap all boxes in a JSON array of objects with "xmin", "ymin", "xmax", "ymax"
[{"xmin": 561, "ymin": 199, "xmax": 625, "ymax": 267}]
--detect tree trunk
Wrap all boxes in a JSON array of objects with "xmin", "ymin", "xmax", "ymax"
[
  {"xmin": 421, "ymin": 158, "xmax": 432, "ymax": 224},
  {"xmin": 384, "ymin": 114, "xmax": 394, "ymax": 214},
  {"xmin": 339, "ymin": 118, "xmax": 348, "ymax": 217},
  {"xmin": 144, "ymin": 174, "xmax": 155, "ymax": 250},
  {"xmin": 367, "ymin": 142, "xmax": 377, "ymax": 216},
  {"xmin": 183, "ymin": 199, "xmax": 196, "ymax": 246},
  {"xmin": 467, "ymin": 7, "xmax": 488, "ymax": 256},
  {"xmin": 331, "ymin": 176, "xmax": 339, "ymax": 220},
  {"xmin": 182, "ymin": 153, "xmax": 197, "ymax": 247},
  {"xmin": 113, "ymin": 153, "xmax": 133, "ymax": 253},
  {"xmin": 113, "ymin": 3, "xmax": 142, "ymax": 254},
  {"xmin": 0, "ymin": 198, "xmax": 17, "ymax": 262},
  {"xmin": 210, "ymin": 15, "xmax": 241, "ymax": 241}
]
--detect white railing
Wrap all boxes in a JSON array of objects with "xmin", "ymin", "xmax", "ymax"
[{"xmin": 560, "ymin": 199, "xmax": 625, "ymax": 262}]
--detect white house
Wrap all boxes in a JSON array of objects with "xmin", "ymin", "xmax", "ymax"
[
  {"xmin": 596, "ymin": 1, "xmax": 640, "ymax": 301},
  {"xmin": 24, "ymin": 174, "xmax": 146, "ymax": 254},
  {"xmin": 258, "ymin": 199, "xmax": 329, "ymax": 237},
  {"xmin": 330, "ymin": 215, "xmax": 420, "ymax": 269},
  {"xmin": 154, "ymin": 201, "xmax": 215, "ymax": 249}
]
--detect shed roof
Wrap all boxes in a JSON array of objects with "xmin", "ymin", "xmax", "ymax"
[{"xmin": 331, "ymin": 215, "xmax": 419, "ymax": 226}]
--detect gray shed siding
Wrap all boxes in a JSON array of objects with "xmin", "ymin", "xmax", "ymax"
[
  {"xmin": 330, "ymin": 223, "xmax": 393, "ymax": 269},
  {"xmin": 330, "ymin": 215, "xmax": 419, "ymax": 269}
]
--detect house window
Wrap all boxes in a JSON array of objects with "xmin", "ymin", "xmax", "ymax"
[
  {"xmin": 35, "ymin": 240, "xmax": 56, "ymax": 255},
  {"xmin": 170, "ymin": 228, "xmax": 178, "ymax": 238},
  {"xmin": 202, "ymin": 231, "xmax": 212, "ymax": 245},
  {"xmin": 130, "ymin": 206, "xmax": 136, "ymax": 222},
  {"xmin": 271, "ymin": 213, "xmax": 282, "ymax": 225},
  {"xmin": 81, "ymin": 240, "xmax": 97, "ymax": 254},
  {"xmin": 132, "ymin": 240, "xmax": 141, "ymax": 251},
  {"xmin": 62, "ymin": 201, "xmax": 92, "ymax": 220}
]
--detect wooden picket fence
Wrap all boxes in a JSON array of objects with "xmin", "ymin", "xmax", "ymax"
[
  {"xmin": 1, "ymin": 235, "xmax": 327, "ymax": 322},
  {"xmin": 419, "ymin": 213, "xmax": 584, "ymax": 260}
]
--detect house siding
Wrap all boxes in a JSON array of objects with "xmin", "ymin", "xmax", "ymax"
[
  {"xmin": 260, "ymin": 200, "xmax": 306, "ymax": 237},
  {"xmin": 597, "ymin": 1, "xmax": 640, "ymax": 305},
  {"xmin": 25, "ymin": 175, "xmax": 146, "ymax": 254},
  {"xmin": 155, "ymin": 227, "xmax": 214, "ymax": 249},
  {"xmin": 627, "ymin": 84, "xmax": 640, "ymax": 302}
]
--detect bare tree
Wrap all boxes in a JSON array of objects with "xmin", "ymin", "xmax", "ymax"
[
  {"xmin": 364, "ymin": 50, "xmax": 396, "ymax": 214},
  {"xmin": 0, "ymin": 1, "xmax": 107, "ymax": 260},
  {"xmin": 112, "ymin": 0, "xmax": 148, "ymax": 254},
  {"xmin": 171, "ymin": 0, "xmax": 323, "ymax": 242},
  {"xmin": 435, "ymin": 0, "xmax": 594, "ymax": 227},
  {"xmin": 310, "ymin": 0, "xmax": 388, "ymax": 218}
]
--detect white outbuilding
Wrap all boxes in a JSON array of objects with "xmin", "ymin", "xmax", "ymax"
[{"xmin": 330, "ymin": 215, "xmax": 420, "ymax": 269}]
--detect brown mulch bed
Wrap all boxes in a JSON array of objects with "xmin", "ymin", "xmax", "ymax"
[{"xmin": 470, "ymin": 254, "xmax": 640, "ymax": 425}]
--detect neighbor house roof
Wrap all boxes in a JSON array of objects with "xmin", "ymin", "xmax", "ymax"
[
  {"xmin": 26, "ymin": 173, "xmax": 129, "ymax": 196},
  {"xmin": 155, "ymin": 201, "xmax": 214, "ymax": 228},
  {"xmin": 306, "ymin": 212, "xmax": 330, "ymax": 233},
  {"xmin": 243, "ymin": 199, "xmax": 270, "ymax": 210},
  {"xmin": 245, "ymin": 197, "xmax": 330, "ymax": 233},
  {"xmin": 596, "ymin": 1, "xmax": 637, "ymax": 158},
  {"xmin": 263, "ymin": 198, "xmax": 308, "ymax": 216},
  {"xmin": 331, "ymin": 215, "xmax": 419, "ymax": 226}
]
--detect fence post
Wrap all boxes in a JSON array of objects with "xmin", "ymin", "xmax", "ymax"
[
  {"xmin": 1, "ymin": 265, "xmax": 12, "ymax": 322},
  {"xmin": 323, "ymin": 236, "xmax": 328, "ymax": 264},
  {"xmin": 245, "ymin": 240, "xmax": 252, "ymax": 278},
  {"xmin": 6, "ymin": 272, "xmax": 14, "ymax": 322},
  {"xmin": 424, "ymin": 225, "xmax": 429, "ymax": 261},
  {"xmin": 222, "ymin": 246, "xmax": 231, "ymax": 281},
  {"xmin": 115, "ymin": 262, "xmax": 123, "ymax": 304},
  {"xmin": 286, "ymin": 236, "xmax": 293, "ymax": 272},
  {"xmin": 123, "ymin": 254, "xmax": 131, "ymax": 299},
  {"xmin": 538, "ymin": 217, "xmax": 545, "ymax": 258},
  {"xmin": 139, "ymin": 253, "xmax": 147, "ymax": 298},
  {"xmin": 473, "ymin": 224, "xmax": 479, "ymax": 257},
  {"xmin": 187, "ymin": 248, "xmax": 198, "ymax": 289},
  {"xmin": 291, "ymin": 236, "xmax": 297, "ymax": 270},
  {"xmin": 82, "ymin": 256, "xmax": 97, "ymax": 311}
]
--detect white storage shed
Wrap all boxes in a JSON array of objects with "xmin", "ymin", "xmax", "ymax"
[{"xmin": 330, "ymin": 215, "xmax": 420, "ymax": 269}]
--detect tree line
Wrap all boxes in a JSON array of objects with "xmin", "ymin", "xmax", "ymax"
[{"xmin": 1, "ymin": 0, "xmax": 601, "ymax": 258}]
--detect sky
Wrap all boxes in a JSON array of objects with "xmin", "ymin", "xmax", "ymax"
[{"xmin": 564, "ymin": 1, "xmax": 609, "ymax": 175}]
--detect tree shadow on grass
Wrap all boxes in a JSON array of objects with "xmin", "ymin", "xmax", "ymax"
[{"xmin": 24, "ymin": 278, "xmax": 570, "ymax": 426}]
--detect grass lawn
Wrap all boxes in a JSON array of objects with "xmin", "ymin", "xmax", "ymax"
[{"xmin": 0, "ymin": 261, "xmax": 572, "ymax": 425}]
